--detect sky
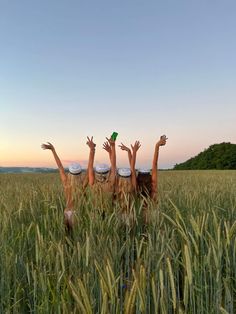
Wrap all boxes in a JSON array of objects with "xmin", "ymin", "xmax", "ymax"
[{"xmin": 0, "ymin": 0, "xmax": 236, "ymax": 169}]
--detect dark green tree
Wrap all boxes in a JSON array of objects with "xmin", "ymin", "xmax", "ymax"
[{"xmin": 174, "ymin": 142, "xmax": 236, "ymax": 170}]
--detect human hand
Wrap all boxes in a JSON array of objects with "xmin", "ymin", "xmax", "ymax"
[
  {"xmin": 41, "ymin": 142, "xmax": 55, "ymax": 151},
  {"xmin": 86, "ymin": 136, "xmax": 96, "ymax": 150},
  {"xmin": 106, "ymin": 137, "xmax": 115, "ymax": 147},
  {"xmin": 103, "ymin": 141, "xmax": 112, "ymax": 154},
  {"xmin": 131, "ymin": 141, "xmax": 141, "ymax": 153},
  {"xmin": 119, "ymin": 142, "xmax": 131, "ymax": 153},
  {"xmin": 157, "ymin": 135, "xmax": 168, "ymax": 147}
]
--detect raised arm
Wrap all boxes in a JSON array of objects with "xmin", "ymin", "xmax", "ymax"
[
  {"xmin": 41, "ymin": 142, "xmax": 74, "ymax": 227},
  {"xmin": 131, "ymin": 141, "xmax": 141, "ymax": 191},
  {"xmin": 119, "ymin": 143, "xmax": 132, "ymax": 167},
  {"xmin": 41, "ymin": 142, "xmax": 67, "ymax": 187},
  {"xmin": 105, "ymin": 137, "xmax": 117, "ymax": 184},
  {"xmin": 86, "ymin": 136, "xmax": 96, "ymax": 186},
  {"xmin": 151, "ymin": 136, "xmax": 167, "ymax": 200},
  {"xmin": 103, "ymin": 141, "xmax": 112, "ymax": 161}
]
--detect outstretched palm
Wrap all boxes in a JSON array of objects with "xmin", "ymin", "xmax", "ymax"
[
  {"xmin": 103, "ymin": 141, "xmax": 112, "ymax": 154},
  {"xmin": 119, "ymin": 143, "xmax": 131, "ymax": 153},
  {"xmin": 41, "ymin": 142, "xmax": 54, "ymax": 151},
  {"xmin": 131, "ymin": 141, "xmax": 141, "ymax": 153}
]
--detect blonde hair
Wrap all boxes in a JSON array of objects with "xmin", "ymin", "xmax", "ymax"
[
  {"xmin": 68, "ymin": 172, "xmax": 86, "ymax": 187},
  {"xmin": 116, "ymin": 176, "xmax": 133, "ymax": 198},
  {"xmin": 87, "ymin": 171, "xmax": 114, "ymax": 211},
  {"xmin": 95, "ymin": 171, "xmax": 109, "ymax": 183},
  {"xmin": 93, "ymin": 171, "xmax": 115, "ymax": 193},
  {"xmin": 67, "ymin": 172, "xmax": 88, "ymax": 203},
  {"xmin": 115, "ymin": 176, "xmax": 135, "ymax": 217}
]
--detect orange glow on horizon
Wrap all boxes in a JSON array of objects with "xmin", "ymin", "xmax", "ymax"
[{"xmin": 0, "ymin": 138, "xmax": 206, "ymax": 169}]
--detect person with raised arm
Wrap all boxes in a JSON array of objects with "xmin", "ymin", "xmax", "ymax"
[
  {"xmin": 136, "ymin": 136, "xmax": 167, "ymax": 223},
  {"xmin": 41, "ymin": 142, "xmax": 87, "ymax": 231},
  {"xmin": 118, "ymin": 141, "xmax": 141, "ymax": 193},
  {"xmin": 137, "ymin": 135, "xmax": 167, "ymax": 201},
  {"xmin": 102, "ymin": 136, "xmax": 117, "ymax": 190},
  {"xmin": 151, "ymin": 136, "xmax": 167, "ymax": 200},
  {"xmin": 86, "ymin": 135, "xmax": 117, "ymax": 213},
  {"xmin": 116, "ymin": 141, "xmax": 141, "ymax": 225},
  {"xmin": 86, "ymin": 136, "xmax": 96, "ymax": 187}
]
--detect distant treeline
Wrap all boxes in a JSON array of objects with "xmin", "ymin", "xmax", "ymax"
[
  {"xmin": 0, "ymin": 167, "xmax": 58, "ymax": 174},
  {"xmin": 174, "ymin": 142, "xmax": 236, "ymax": 170}
]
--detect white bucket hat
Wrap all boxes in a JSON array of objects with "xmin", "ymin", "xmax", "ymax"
[
  {"xmin": 69, "ymin": 163, "xmax": 82, "ymax": 175},
  {"xmin": 95, "ymin": 163, "xmax": 110, "ymax": 174},
  {"xmin": 118, "ymin": 168, "xmax": 131, "ymax": 177},
  {"xmin": 138, "ymin": 168, "xmax": 151, "ymax": 174}
]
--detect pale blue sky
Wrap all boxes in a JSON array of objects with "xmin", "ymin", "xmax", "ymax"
[{"xmin": 0, "ymin": 0, "xmax": 235, "ymax": 168}]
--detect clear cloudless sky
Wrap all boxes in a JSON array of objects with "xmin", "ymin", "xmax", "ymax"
[{"xmin": 0, "ymin": 0, "xmax": 235, "ymax": 169}]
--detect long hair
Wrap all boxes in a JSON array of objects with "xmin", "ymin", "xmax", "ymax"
[
  {"xmin": 67, "ymin": 172, "xmax": 87, "ymax": 204},
  {"xmin": 88, "ymin": 171, "xmax": 114, "ymax": 211},
  {"xmin": 67, "ymin": 172, "xmax": 86, "ymax": 188},
  {"xmin": 115, "ymin": 176, "xmax": 135, "ymax": 216},
  {"xmin": 94, "ymin": 171, "xmax": 115, "ymax": 193},
  {"xmin": 94, "ymin": 171, "xmax": 109, "ymax": 183},
  {"xmin": 116, "ymin": 176, "xmax": 133, "ymax": 197},
  {"xmin": 137, "ymin": 172, "xmax": 152, "ymax": 198}
]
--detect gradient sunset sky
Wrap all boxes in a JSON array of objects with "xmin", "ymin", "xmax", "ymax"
[{"xmin": 1, "ymin": 0, "xmax": 236, "ymax": 169}]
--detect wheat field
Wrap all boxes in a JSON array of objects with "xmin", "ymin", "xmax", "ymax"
[{"xmin": 0, "ymin": 171, "xmax": 236, "ymax": 313}]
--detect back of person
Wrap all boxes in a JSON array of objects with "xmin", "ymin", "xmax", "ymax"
[
  {"xmin": 115, "ymin": 168, "xmax": 136, "ymax": 226},
  {"xmin": 116, "ymin": 168, "xmax": 134, "ymax": 204},
  {"xmin": 94, "ymin": 172, "xmax": 112, "ymax": 191},
  {"xmin": 89, "ymin": 165, "xmax": 115, "ymax": 212},
  {"xmin": 67, "ymin": 171, "xmax": 87, "ymax": 200},
  {"xmin": 137, "ymin": 170, "xmax": 152, "ymax": 199}
]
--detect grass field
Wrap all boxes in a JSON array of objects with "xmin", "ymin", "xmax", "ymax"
[{"xmin": 0, "ymin": 171, "xmax": 236, "ymax": 313}]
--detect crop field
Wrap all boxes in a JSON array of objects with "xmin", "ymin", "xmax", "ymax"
[{"xmin": 0, "ymin": 171, "xmax": 236, "ymax": 313}]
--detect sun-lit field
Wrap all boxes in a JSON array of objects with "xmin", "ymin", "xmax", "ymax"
[{"xmin": 0, "ymin": 171, "xmax": 236, "ymax": 313}]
